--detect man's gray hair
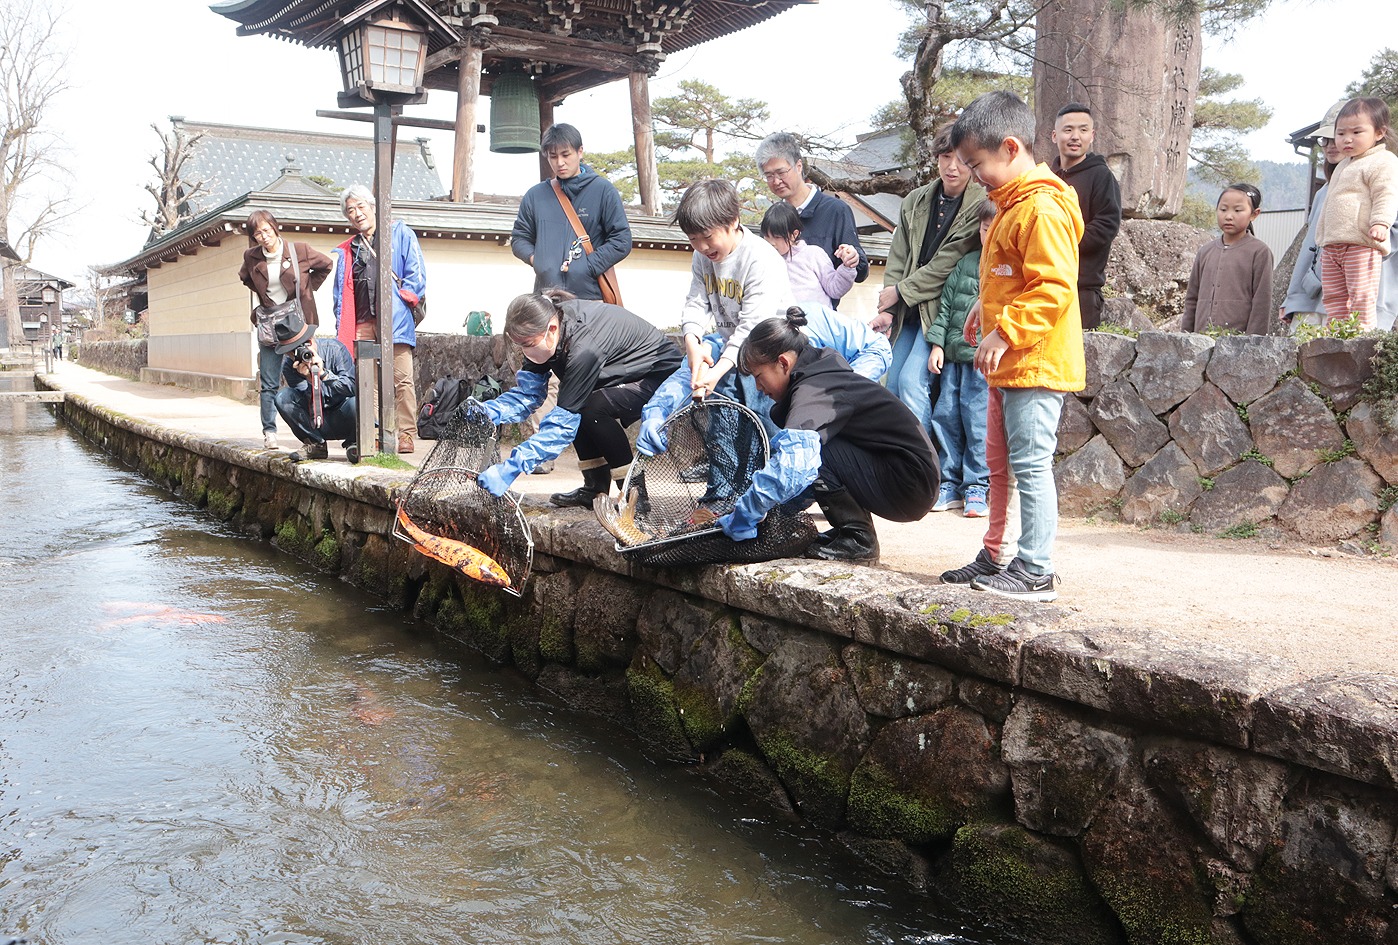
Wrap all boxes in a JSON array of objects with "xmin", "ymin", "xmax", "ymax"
[
  {"xmin": 341, "ymin": 184, "xmax": 375, "ymax": 215},
  {"xmin": 755, "ymin": 132, "xmax": 802, "ymax": 171}
]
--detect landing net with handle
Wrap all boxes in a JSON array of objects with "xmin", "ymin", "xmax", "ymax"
[
  {"xmin": 594, "ymin": 395, "xmax": 815, "ymax": 566},
  {"xmin": 392, "ymin": 399, "xmax": 533, "ymax": 597}
]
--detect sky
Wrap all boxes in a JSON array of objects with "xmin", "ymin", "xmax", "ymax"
[{"xmin": 23, "ymin": 0, "xmax": 1394, "ymax": 285}]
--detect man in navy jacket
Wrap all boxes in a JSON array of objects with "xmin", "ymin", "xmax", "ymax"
[
  {"xmin": 756, "ymin": 132, "xmax": 868, "ymax": 308},
  {"xmin": 511, "ymin": 123, "xmax": 632, "ymax": 300}
]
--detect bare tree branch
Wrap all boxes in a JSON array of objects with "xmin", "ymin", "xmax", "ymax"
[{"xmin": 140, "ymin": 122, "xmax": 211, "ymax": 236}]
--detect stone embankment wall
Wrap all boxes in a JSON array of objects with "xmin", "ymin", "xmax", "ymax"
[
  {"xmin": 75, "ymin": 338, "xmax": 147, "ymax": 380},
  {"xmin": 49, "ymin": 381, "xmax": 1398, "ymax": 945},
  {"xmin": 1058, "ymin": 331, "xmax": 1398, "ymax": 551}
]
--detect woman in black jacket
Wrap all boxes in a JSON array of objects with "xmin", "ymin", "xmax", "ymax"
[{"xmin": 719, "ymin": 309, "xmax": 938, "ymax": 563}]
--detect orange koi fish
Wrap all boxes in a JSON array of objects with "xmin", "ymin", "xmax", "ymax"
[
  {"xmin": 395, "ymin": 505, "xmax": 511, "ymax": 589},
  {"xmin": 99, "ymin": 601, "xmax": 228, "ymax": 630}
]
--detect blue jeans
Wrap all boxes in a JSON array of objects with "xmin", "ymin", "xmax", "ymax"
[
  {"xmin": 885, "ymin": 323, "xmax": 934, "ymax": 434},
  {"xmin": 258, "ymin": 345, "xmax": 284, "ymax": 434},
  {"xmin": 984, "ymin": 387, "xmax": 1064, "ymax": 576},
  {"xmin": 929, "ymin": 361, "xmax": 989, "ymax": 494},
  {"xmin": 274, "ymin": 386, "xmax": 358, "ymax": 446}
]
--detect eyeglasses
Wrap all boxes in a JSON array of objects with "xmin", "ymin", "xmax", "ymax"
[{"xmin": 762, "ymin": 165, "xmax": 794, "ymax": 181}]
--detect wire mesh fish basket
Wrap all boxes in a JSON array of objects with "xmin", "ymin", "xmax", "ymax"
[
  {"xmin": 393, "ymin": 399, "xmax": 533, "ymax": 597},
  {"xmin": 594, "ymin": 395, "xmax": 816, "ymax": 566}
]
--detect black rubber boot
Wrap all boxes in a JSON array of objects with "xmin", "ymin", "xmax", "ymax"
[
  {"xmin": 550, "ymin": 465, "xmax": 611, "ymax": 508},
  {"xmin": 809, "ymin": 487, "xmax": 879, "ymax": 562}
]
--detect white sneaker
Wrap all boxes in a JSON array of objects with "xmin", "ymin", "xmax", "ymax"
[{"xmin": 263, "ymin": 431, "xmax": 278, "ymax": 449}]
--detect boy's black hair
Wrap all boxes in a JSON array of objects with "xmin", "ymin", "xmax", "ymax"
[
  {"xmin": 975, "ymin": 198, "xmax": 997, "ymax": 224},
  {"xmin": 950, "ymin": 91, "xmax": 1035, "ymax": 154},
  {"xmin": 675, "ymin": 179, "xmax": 742, "ymax": 236},
  {"xmin": 738, "ymin": 307, "xmax": 811, "ymax": 375},
  {"xmin": 759, "ymin": 201, "xmax": 802, "ymax": 241},
  {"xmin": 540, "ymin": 123, "xmax": 583, "ymax": 153},
  {"xmin": 930, "ymin": 126, "xmax": 955, "ymax": 157},
  {"xmin": 1055, "ymin": 103, "xmax": 1092, "ymax": 118},
  {"xmin": 1337, "ymin": 97, "xmax": 1392, "ymax": 140}
]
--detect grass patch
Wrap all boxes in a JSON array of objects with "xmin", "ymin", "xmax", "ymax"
[
  {"xmin": 1219, "ymin": 521, "xmax": 1259, "ymax": 540},
  {"xmin": 1318, "ymin": 439, "xmax": 1355, "ymax": 463},
  {"xmin": 1294, "ymin": 312, "xmax": 1364, "ymax": 342},
  {"xmin": 359, "ymin": 453, "xmax": 416, "ymax": 471}
]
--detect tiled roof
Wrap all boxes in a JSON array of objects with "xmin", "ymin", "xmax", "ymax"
[
  {"xmin": 840, "ymin": 130, "xmax": 910, "ymax": 175},
  {"xmin": 173, "ymin": 118, "xmax": 445, "ymax": 216}
]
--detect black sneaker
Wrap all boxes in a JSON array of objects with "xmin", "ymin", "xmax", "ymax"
[
  {"xmin": 940, "ymin": 548, "xmax": 1004, "ymax": 586},
  {"xmin": 290, "ymin": 441, "xmax": 329, "ymax": 462},
  {"xmin": 971, "ymin": 559, "xmax": 1060, "ymax": 602}
]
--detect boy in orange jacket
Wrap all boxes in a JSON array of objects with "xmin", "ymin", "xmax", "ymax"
[{"xmin": 939, "ymin": 91, "xmax": 1086, "ymax": 602}]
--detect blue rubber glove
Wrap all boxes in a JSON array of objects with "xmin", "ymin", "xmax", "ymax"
[
  {"xmin": 476, "ymin": 463, "xmax": 514, "ymax": 497},
  {"xmin": 718, "ymin": 510, "xmax": 757, "ymax": 542},
  {"xmin": 636, "ymin": 415, "xmax": 668, "ymax": 456}
]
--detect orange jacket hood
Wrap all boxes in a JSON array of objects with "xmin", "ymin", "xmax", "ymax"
[{"xmin": 979, "ymin": 163, "xmax": 1087, "ymax": 391}]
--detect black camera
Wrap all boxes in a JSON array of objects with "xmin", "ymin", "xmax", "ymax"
[{"xmin": 291, "ymin": 342, "xmax": 315, "ymax": 364}]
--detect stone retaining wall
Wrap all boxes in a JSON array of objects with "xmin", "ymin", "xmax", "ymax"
[
  {"xmin": 1058, "ymin": 331, "xmax": 1398, "ymax": 551},
  {"xmin": 75, "ymin": 338, "xmax": 147, "ymax": 381},
  {"xmin": 47, "ymin": 382, "xmax": 1398, "ymax": 945}
]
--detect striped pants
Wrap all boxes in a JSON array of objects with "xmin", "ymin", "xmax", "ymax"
[
  {"xmin": 1321, "ymin": 243, "xmax": 1383, "ymax": 329},
  {"xmin": 982, "ymin": 387, "xmax": 1065, "ymax": 576}
]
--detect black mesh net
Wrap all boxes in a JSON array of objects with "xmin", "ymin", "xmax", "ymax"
[
  {"xmin": 393, "ymin": 400, "xmax": 533, "ymax": 597},
  {"xmin": 594, "ymin": 397, "xmax": 816, "ymax": 566}
]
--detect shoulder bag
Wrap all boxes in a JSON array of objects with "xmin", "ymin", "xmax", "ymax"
[
  {"xmin": 551, "ymin": 178, "xmax": 623, "ymax": 307},
  {"xmin": 252, "ymin": 243, "xmax": 302, "ymax": 348}
]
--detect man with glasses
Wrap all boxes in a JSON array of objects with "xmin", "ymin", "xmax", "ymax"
[{"xmin": 755, "ymin": 132, "xmax": 868, "ymax": 308}]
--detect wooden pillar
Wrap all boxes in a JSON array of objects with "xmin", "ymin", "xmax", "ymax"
[
  {"xmin": 451, "ymin": 41, "xmax": 484, "ymax": 202},
  {"xmin": 538, "ymin": 98, "xmax": 555, "ymax": 181},
  {"xmin": 629, "ymin": 71, "xmax": 660, "ymax": 216}
]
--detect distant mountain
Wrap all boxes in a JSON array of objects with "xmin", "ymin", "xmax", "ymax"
[{"xmin": 1186, "ymin": 160, "xmax": 1313, "ymax": 211}]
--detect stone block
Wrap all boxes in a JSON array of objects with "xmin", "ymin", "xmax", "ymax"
[
  {"xmin": 855, "ymin": 585, "xmax": 1070, "ymax": 684},
  {"xmin": 742, "ymin": 635, "xmax": 874, "ymax": 827},
  {"xmin": 572, "ymin": 572, "xmax": 648, "ymax": 672},
  {"xmin": 1143, "ymin": 740, "xmax": 1287, "ymax": 872},
  {"xmin": 1081, "ymin": 762, "xmax": 1219, "ymax": 945},
  {"xmin": 1089, "ymin": 379, "xmax": 1171, "ymax": 467},
  {"xmin": 1054, "ymin": 434, "xmax": 1127, "ymax": 516},
  {"xmin": 706, "ymin": 748, "xmax": 796, "ymax": 817},
  {"xmin": 958, "ymin": 678, "xmax": 1014, "ymax": 723},
  {"xmin": 672, "ymin": 613, "xmax": 764, "ymax": 751},
  {"xmin": 1082, "ymin": 331, "xmax": 1137, "ymax": 398},
  {"xmin": 1020, "ymin": 626, "xmax": 1304, "ymax": 747},
  {"xmin": 1345, "ymin": 400, "xmax": 1398, "ymax": 485},
  {"xmin": 1252, "ymin": 673, "xmax": 1398, "ymax": 790},
  {"xmin": 634, "ymin": 589, "xmax": 727, "ymax": 676},
  {"xmin": 1248, "ymin": 377, "xmax": 1345, "ymax": 479},
  {"xmin": 847, "ymin": 708, "xmax": 1010, "ymax": 843},
  {"xmin": 1241, "ymin": 773, "xmax": 1397, "ymax": 945},
  {"xmin": 1381, "ymin": 505, "xmax": 1398, "ymax": 555},
  {"xmin": 1002, "ymin": 696, "xmax": 1133, "ymax": 837},
  {"xmin": 1056, "ymin": 394, "xmax": 1096, "ymax": 454},
  {"xmin": 1119, "ymin": 442, "xmax": 1202, "ymax": 525},
  {"xmin": 1276, "ymin": 456, "xmax": 1382, "ymax": 543},
  {"xmin": 1206, "ymin": 335, "xmax": 1297, "ymax": 405},
  {"xmin": 1169, "ymin": 382, "xmax": 1256, "ymax": 476},
  {"xmin": 1190, "ymin": 460, "xmax": 1290, "ymax": 533},
  {"xmin": 724, "ymin": 561, "xmax": 920, "ymax": 643},
  {"xmin": 840, "ymin": 643, "xmax": 956, "ymax": 718},
  {"xmin": 1298, "ymin": 335, "xmax": 1380, "ymax": 412},
  {"xmin": 939, "ymin": 823, "xmax": 1124, "ymax": 945},
  {"xmin": 1128, "ymin": 330, "xmax": 1215, "ymax": 413}
]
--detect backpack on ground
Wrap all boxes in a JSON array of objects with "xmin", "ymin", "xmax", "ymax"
[{"xmin": 417, "ymin": 373, "xmax": 503, "ymax": 440}]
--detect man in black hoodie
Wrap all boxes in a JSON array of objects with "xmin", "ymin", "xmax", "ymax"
[{"xmin": 1050, "ymin": 104, "xmax": 1122, "ymax": 330}]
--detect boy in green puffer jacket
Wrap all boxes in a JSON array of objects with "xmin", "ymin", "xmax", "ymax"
[{"xmin": 927, "ymin": 199, "xmax": 995, "ymax": 518}]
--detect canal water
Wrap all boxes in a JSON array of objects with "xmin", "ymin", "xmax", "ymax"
[{"xmin": 0, "ymin": 391, "xmax": 993, "ymax": 944}]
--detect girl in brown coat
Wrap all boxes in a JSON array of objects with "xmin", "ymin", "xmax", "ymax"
[{"xmin": 237, "ymin": 210, "xmax": 333, "ymax": 449}]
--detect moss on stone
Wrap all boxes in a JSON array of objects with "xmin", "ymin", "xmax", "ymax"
[
  {"xmin": 756, "ymin": 730, "xmax": 850, "ymax": 817},
  {"xmin": 625, "ymin": 659, "xmax": 693, "ymax": 759},
  {"xmin": 206, "ymin": 487, "xmax": 242, "ymax": 521},
  {"xmin": 673, "ymin": 679, "xmax": 728, "ymax": 750},
  {"xmin": 847, "ymin": 762, "xmax": 959, "ymax": 842},
  {"xmin": 967, "ymin": 613, "xmax": 1015, "ymax": 627},
  {"xmin": 538, "ymin": 615, "xmax": 572, "ymax": 665},
  {"xmin": 313, "ymin": 531, "xmax": 341, "ymax": 571},
  {"xmin": 948, "ymin": 824, "xmax": 1120, "ymax": 945},
  {"xmin": 1094, "ymin": 872, "xmax": 1214, "ymax": 945}
]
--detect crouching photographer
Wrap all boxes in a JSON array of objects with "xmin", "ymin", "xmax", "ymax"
[{"xmin": 271, "ymin": 312, "xmax": 359, "ymax": 463}]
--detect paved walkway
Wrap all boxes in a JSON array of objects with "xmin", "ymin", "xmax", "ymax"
[{"xmin": 32, "ymin": 360, "xmax": 1398, "ymax": 677}]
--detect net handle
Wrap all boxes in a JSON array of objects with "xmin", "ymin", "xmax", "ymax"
[{"xmin": 619, "ymin": 393, "xmax": 770, "ymax": 499}]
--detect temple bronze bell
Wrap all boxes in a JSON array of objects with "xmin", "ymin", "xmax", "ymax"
[{"xmin": 489, "ymin": 72, "xmax": 540, "ymax": 153}]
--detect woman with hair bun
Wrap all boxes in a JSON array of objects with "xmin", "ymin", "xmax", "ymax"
[
  {"xmin": 718, "ymin": 308, "xmax": 938, "ymax": 563},
  {"xmin": 473, "ymin": 288, "xmax": 683, "ymax": 507}
]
